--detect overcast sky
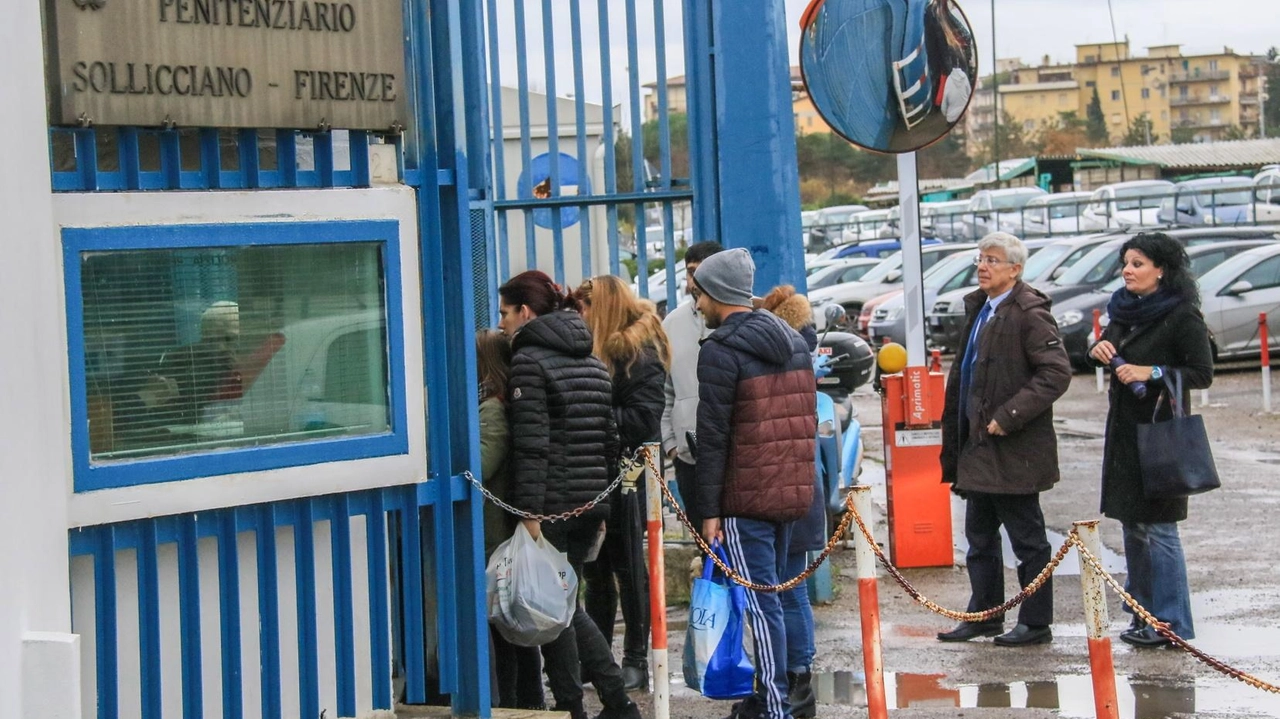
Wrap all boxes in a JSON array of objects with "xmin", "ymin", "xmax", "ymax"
[{"xmin": 487, "ymin": 0, "xmax": 1275, "ymax": 131}]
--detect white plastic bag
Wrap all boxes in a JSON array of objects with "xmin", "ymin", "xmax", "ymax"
[{"xmin": 486, "ymin": 523, "xmax": 578, "ymax": 647}]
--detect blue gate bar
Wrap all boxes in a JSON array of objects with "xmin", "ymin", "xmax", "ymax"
[
  {"xmin": 330, "ymin": 496, "xmax": 357, "ymax": 717},
  {"xmin": 316, "ymin": 132, "xmax": 336, "ymax": 187},
  {"xmin": 119, "ymin": 128, "xmax": 142, "ymax": 190},
  {"xmin": 513, "ymin": 0, "xmax": 537, "ymax": 265},
  {"xmin": 176, "ymin": 515, "xmax": 204, "ymax": 719},
  {"xmin": 398, "ymin": 487, "xmax": 427, "ymax": 704},
  {"xmin": 484, "ymin": 0, "xmax": 512, "ymax": 282},
  {"xmin": 93, "ymin": 527, "xmax": 119, "ymax": 719},
  {"xmin": 682, "ymin": 0, "xmax": 718, "ymax": 244},
  {"xmin": 293, "ymin": 500, "xmax": 319, "ymax": 719},
  {"xmin": 75, "ymin": 129, "xmax": 99, "ymax": 191},
  {"xmin": 365, "ymin": 491, "xmax": 392, "ymax": 710},
  {"xmin": 539, "ymin": 0, "xmax": 567, "ymax": 285},
  {"xmin": 238, "ymin": 130, "xmax": 261, "ymax": 189},
  {"xmin": 137, "ymin": 520, "xmax": 162, "ymax": 719},
  {"xmin": 569, "ymin": 0, "xmax": 592, "ymax": 279},
  {"xmin": 200, "ymin": 129, "xmax": 221, "ymax": 189},
  {"xmin": 217, "ymin": 510, "xmax": 244, "ymax": 719},
  {"xmin": 653, "ymin": 0, "xmax": 672, "ymax": 192},
  {"xmin": 625, "ymin": 0, "xmax": 647, "ymax": 295},
  {"xmin": 255, "ymin": 505, "xmax": 283, "ymax": 719},
  {"xmin": 596, "ymin": 0, "xmax": 621, "ymax": 277}
]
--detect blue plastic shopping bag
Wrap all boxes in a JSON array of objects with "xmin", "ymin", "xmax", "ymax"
[{"xmin": 686, "ymin": 541, "xmax": 754, "ymax": 699}]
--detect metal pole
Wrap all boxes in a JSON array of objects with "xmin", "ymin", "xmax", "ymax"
[
  {"xmin": 644, "ymin": 444, "xmax": 670, "ymax": 719},
  {"xmin": 850, "ymin": 486, "xmax": 887, "ymax": 719},
  {"xmin": 990, "ymin": 0, "xmax": 999, "ymax": 173},
  {"xmin": 1074, "ymin": 521, "xmax": 1120, "ymax": 719},
  {"xmin": 898, "ymin": 153, "xmax": 926, "ymax": 367},
  {"xmin": 1261, "ymin": 313, "xmax": 1272, "ymax": 413}
]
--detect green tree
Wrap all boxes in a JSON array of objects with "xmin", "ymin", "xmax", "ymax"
[
  {"xmin": 1036, "ymin": 111, "xmax": 1092, "ymax": 154},
  {"xmin": 641, "ymin": 112, "xmax": 690, "ymax": 183},
  {"xmin": 1121, "ymin": 113, "xmax": 1157, "ymax": 146},
  {"xmin": 917, "ymin": 132, "xmax": 972, "ymax": 178},
  {"xmin": 1086, "ymin": 87, "xmax": 1109, "ymax": 145},
  {"xmin": 982, "ymin": 111, "xmax": 1036, "ymax": 163},
  {"xmin": 1222, "ymin": 124, "xmax": 1251, "ymax": 141},
  {"xmin": 1170, "ymin": 125, "xmax": 1197, "ymax": 144}
]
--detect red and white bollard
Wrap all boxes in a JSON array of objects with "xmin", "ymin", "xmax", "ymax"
[
  {"xmin": 1093, "ymin": 309, "xmax": 1105, "ymax": 393},
  {"xmin": 1262, "ymin": 313, "xmax": 1272, "ymax": 414},
  {"xmin": 644, "ymin": 444, "xmax": 670, "ymax": 719},
  {"xmin": 850, "ymin": 486, "xmax": 888, "ymax": 719},
  {"xmin": 1074, "ymin": 521, "xmax": 1120, "ymax": 719}
]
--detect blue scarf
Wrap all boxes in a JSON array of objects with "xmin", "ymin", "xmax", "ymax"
[{"xmin": 1106, "ymin": 286, "xmax": 1183, "ymax": 328}]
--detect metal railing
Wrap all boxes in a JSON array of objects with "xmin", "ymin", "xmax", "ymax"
[{"xmin": 805, "ymin": 187, "xmax": 1280, "ymax": 253}]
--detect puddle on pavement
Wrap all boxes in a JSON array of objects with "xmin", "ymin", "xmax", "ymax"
[{"xmin": 808, "ymin": 670, "xmax": 1280, "ymax": 717}]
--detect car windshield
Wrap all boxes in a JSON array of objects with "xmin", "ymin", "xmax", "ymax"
[
  {"xmin": 808, "ymin": 264, "xmax": 849, "ymax": 285},
  {"xmin": 1114, "ymin": 185, "xmax": 1168, "ymax": 211},
  {"xmin": 859, "ymin": 255, "xmax": 904, "ymax": 283},
  {"xmin": 1193, "ymin": 187, "xmax": 1253, "ymax": 206},
  {"xmin": 1056, "ymin": 243, "xmax": 1122, "ymax": 285},
  {"xmin": 1048, "ymin": 199, "xmax": 1087, "ymax": 219},
  {"xmin": 1021, "ymin": 243, "xmax": 1071, "ymax": 281},
  {"xmin": 992, "ymin": 193, "xmax": 1039, "ymax": 210},
  {"xmin": 923, "ymin": 254, "xmax": 972, "ymax": 289}
]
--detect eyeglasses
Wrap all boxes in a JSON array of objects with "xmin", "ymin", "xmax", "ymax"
[{"xmin": 973, "ymin": 255, "xmax": 1014, "ymax": 267}]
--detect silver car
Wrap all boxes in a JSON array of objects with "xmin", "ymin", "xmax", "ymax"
[{"xmin": 1196, "ymin": 243, "xmax": 1280, "ymax": 359}]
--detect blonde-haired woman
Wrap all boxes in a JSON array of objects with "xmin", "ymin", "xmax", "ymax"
[{"xmin": 569, "ymin": 275, "xmax": 671, "ymax": 690}]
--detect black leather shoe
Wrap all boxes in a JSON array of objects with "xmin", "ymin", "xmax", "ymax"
[
  {"xmin": 788, "ymin": 670, "xmax": 816, "ymax": 719},
  {"xmin": 993, "ymin": 624, "xmax": 1053, "ymax": 646},
  {"xmin": 1120, "ymin": 625, "xmax": 1172, "ymax": 648},
  {"xmin": 936, "ymin": 620, "xmax": 1004, "ymax": 642},
  {"xmin": 621, "ymin": 664, "xmax": 649, "ymax": 691}
]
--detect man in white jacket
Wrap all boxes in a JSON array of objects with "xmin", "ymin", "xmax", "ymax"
[{"xmin": 661, "ymin": 241, "xmax": 722, "ymax": 527}]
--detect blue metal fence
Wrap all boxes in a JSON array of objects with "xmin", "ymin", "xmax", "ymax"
[{"xmin": 69, "ymin": 486, "xmax": 427, "ymax": 719}]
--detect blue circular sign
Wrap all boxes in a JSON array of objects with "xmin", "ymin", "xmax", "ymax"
[{"xmin": 518, "ymin": 152, "xmax": 589, "ymax": 229}]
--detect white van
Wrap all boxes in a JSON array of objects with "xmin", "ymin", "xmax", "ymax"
[{"xmin": 1249, "ymin": 166, "xmax": 1280, "ymax": 224}]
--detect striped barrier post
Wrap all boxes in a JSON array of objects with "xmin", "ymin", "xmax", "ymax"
[
  {"xmin": 850, "ymin": 486, "xmax": 888, "ymax": 719},
  {"xmin": 1074, "ymin": 521, "xmax": 1120, "ymax": 719},
  {"xmin": 1262, "ymin": 313, "xmax": 1272, "ymax": 414},
  {"xmin": 644, "ymin": 444, "xmax": 670, "ymax": 719}
]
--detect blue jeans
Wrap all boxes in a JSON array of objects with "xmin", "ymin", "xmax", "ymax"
[
  {"xmin": 723, "ymin": 517, "xmax": 793, "ymax": 719},
  {"xmin": 781, "ymin": 551, "xmax": 815, "ymax": 673},
  {"xmin": 1122, "ymin": 521, "xmax": 1194, "ymax": 639}
]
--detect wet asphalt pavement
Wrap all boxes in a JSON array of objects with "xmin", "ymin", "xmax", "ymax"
[{"xmin": 604, "ymin": 365, "xmax": 1280, "ymax": 719}]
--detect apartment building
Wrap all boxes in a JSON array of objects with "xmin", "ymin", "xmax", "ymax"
[{"xmin": 966, "ymin": 40, "xmax": 1265, "ymax": 152}]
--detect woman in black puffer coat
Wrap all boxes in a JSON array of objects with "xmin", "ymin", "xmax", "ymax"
[
  {"xmin": 569, "ymin": 275, "xmax": 670, "ymax": 691},
  {"xmin": 498, "ymin": 270, "xmax": 638, "ymax": 719}
]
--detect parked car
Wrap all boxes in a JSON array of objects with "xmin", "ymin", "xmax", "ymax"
[
  {"xmin": 1195, "ymin": 242, "xmax": 1280, "ymax": 360},
  {"xmin": 1010, "ymin": 191, "xmax": 1093, "ymax": 237},
  {"xmin": 806, "ymin": 257, "xmax": 884, "ymax": 291},
  {"xmin": 1248, "ymin": 166, "xmax": 1280, "ymax": 224},
  {"xmin": 866, "ymin": 251, "xmax": 982, "ymax": 346},
  {"xmin": 960, "ymin": 187, "xmax": 1047, "ymax": 240},
  {"xmin": 922, "ymin": 200, "xmax": 972, "ymax": 242},
  {"xmin": 821, "ymin": 236, "xmax": 942, "ymax": 261},
  {"xmin": 840, "ymin": 208, "xmax": 894, "ymax": 243},
  {"xmin": 1054, "ymin": 240, "xmax": 1276, "ymax": 368},
  {"xmin": 1080, "ymin": 180, "xmax": 1174, "ymax": 230},
  {"xmin": 810, "ymin": 243, "xmax": 973, "ymax": 330},
  {"xmin": 808, "ymin": 204, "xmax": 869, "ymax": 250},
  {"xmin": 1157, "ymin": 176, "xmax": 1256, "ymax": 226}
]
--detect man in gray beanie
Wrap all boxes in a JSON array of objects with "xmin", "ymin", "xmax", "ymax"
[{"xmin": 689, "ymin": 248, "xmax": 817, "ymax": 719}]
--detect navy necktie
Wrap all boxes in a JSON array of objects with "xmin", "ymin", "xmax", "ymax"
[{"xmin": 958, "ymin": 301, "xmax": 993, "ymax": 430}]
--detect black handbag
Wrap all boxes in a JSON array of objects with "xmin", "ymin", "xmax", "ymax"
[{"xmin": 1136, "ymin": 370, "xmax": 1221, "ymax": 498}]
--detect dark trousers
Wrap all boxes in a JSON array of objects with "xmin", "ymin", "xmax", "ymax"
[
  {"xmin": 674, "ymin": 458, "xmax": 702, "ymax": 529},
  {"xmin": 722, "ymin": 517, "xmax": 793, "ymax": 719},
  {"xmin": 491, "ymin": 627, "xmax": 545, "ymax": 709},
  {"xmin": 541, "ymin": 516, "xmax": 629, "ymax": 713},
  {"xmin": 585, "ymin": 526, "xmax": 650, "ymax": 668},
  {"xmin": 963, "ymin": 491, "xmax": 1054, "ymax": 627}
]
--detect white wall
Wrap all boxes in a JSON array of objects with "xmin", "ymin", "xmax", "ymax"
[{"xmin": 1, "ymin": 0, "xmax": 77, "ymax": 714}]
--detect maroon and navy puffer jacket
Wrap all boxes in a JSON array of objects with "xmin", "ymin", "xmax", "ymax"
[{"xmin": 694, "ymin": 310, "xmax": 817, "ymax": 523}]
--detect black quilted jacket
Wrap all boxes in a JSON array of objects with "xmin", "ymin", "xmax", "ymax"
[{"xmin": 507, "ymin": 310, "xmax": 619, "ymax": 517}]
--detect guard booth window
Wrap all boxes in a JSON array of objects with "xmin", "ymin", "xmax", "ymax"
[{"xmin": 78, "ymin": 242, "xmax": 391, "ymax": 464}]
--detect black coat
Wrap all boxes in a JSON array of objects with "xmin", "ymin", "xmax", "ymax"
[
  {"xmin": 612, "ymin": 347, "xmax": 667, "ymax": 455},
  {"xmin": 507, "ymin": 311, "xmax": 619, "ymax": 518},
  {"xmin": 1090, "ymin": 301, "xmax": 1214, "ymax": 524}
]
